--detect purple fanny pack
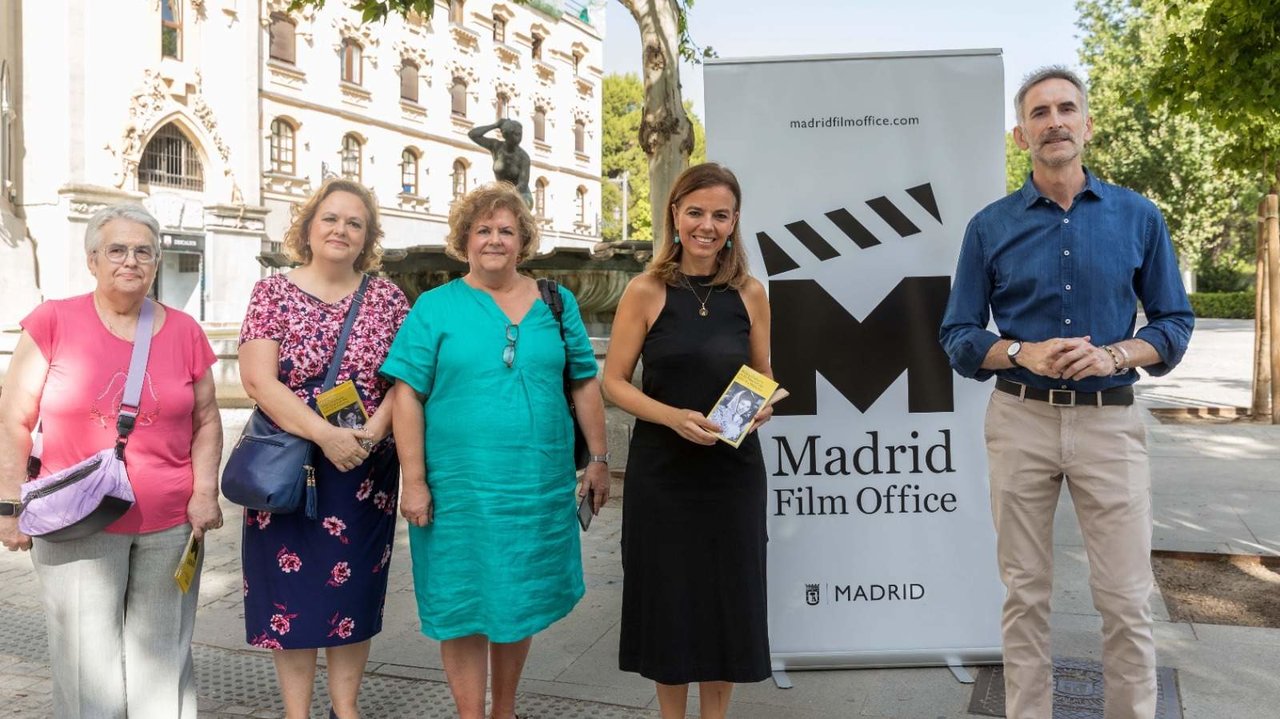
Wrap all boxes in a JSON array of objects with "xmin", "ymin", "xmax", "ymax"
[
  {"xmin": 19, "ymin": 447, "xmax": 136, "ymax": 541},
  {"xmin": 18, "ymin": 298, "xmax": 153, "ymax": 543}
]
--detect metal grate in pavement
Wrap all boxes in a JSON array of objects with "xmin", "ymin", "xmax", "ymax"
[
  {"xmin": 968, "ymin": 657, "xmax": 1183, "ymax": 719},
  {"xmin": 0, "ymin": 607, "xmax": 656, "ymax": 718}
]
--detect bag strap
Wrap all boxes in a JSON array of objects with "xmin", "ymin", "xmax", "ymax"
[
  {"xmin": 536, "ymin": 278, "xmax": 575, "ymax": 404},
  {"xmin": 322, "ymin": 275, "xmax": 371, "ymax": 391},
  {"xmin": 30, "ymin": 298, "xmax": 157, "ymax": 474}
]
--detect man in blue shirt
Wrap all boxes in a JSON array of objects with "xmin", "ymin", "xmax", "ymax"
[{"xmin": 940, "ymin": 66, "xmax": 1193, "ymax": 719}]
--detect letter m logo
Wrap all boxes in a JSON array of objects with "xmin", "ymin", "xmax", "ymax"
[{"xmin": 771, "ymin": 277, "xmax": 953, "ymax": 415}]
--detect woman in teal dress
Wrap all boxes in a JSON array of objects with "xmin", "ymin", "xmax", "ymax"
[{"xmin": 382, "ymin": 182, "xmax": 610, "ymax": 719}]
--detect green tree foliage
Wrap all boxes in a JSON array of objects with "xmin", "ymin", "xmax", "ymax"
[
  {"xmin": 1005, "ymin": 132, "xmax": 1031, "ymax": 195},
  {"xmin": 600, "ymin": 73, "xmax": 705, "ymax": 243},
  {"xmin": 1147, "ymin": 0, "xmax": 1280, "ymax": 183},
  {"xmin": 1076, "ymin": 0, "xmax": 1261, "ymax": 275}
]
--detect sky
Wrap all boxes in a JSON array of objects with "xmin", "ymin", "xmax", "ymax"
[{"xmin": 600, "ymin": 0, "xmax": 1084, "ymax": 130}]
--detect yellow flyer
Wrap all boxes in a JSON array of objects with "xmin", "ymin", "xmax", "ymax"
[
  {"xmin": 174, "ymin": 532, "xmax": 201, "ymax": 593},
  {"xmin": 316, "ymin": 380, "xmax": 369, "ymax": 429},
  {"xmin": 707, "ymin": 365, "xmax": 787, "ymax": 448}
]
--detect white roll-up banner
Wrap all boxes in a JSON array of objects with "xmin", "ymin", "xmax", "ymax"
[{"xmin": 705, "ymin": 50, "xmax": 1006, "ymax": 669}]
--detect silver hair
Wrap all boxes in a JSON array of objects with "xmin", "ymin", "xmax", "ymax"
[
  {"xmin": 1014, "ymin": 65, "xmax": 1089, "ymax": 125},
  {"xmin": 83, "ymin": 203, "xmax": 162, "ymax": 255}
]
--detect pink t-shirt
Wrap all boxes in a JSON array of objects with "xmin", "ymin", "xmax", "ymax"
[{"xmin": 21, "ymin": 294, "xmax": 217, "ymax": 534}]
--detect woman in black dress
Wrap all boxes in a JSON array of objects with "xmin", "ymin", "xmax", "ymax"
[{"xmin": 603, "ymin": 163, "xmax": 774, "ymax": 719}]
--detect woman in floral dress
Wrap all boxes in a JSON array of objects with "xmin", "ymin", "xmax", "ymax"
[{"xmin": 235, "ymin": 179, "xmax": 408, "ymax": 719}]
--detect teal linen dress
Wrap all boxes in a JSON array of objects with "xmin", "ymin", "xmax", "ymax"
[{"xmin": 380, "ymin": 278, "xmax": 597, "ymax": 642}]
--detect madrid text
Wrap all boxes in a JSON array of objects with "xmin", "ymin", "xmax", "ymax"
[{"xmin": 771, "ymin": 430, "xmax": 958, "ymax": 517}]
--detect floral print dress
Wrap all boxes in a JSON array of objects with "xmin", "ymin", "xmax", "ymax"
[{"xmin": 237, "ymin": 274, "xmax": 408, "ymax": 649}]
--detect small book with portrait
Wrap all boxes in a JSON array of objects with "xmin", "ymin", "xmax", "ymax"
[
  {"xmin": 708, "ymin": 365, "xmax": 788, "ymax": 448},
  {"xmin": 317, "ymin": 380, "xmax": 369, "ymax": 429}
]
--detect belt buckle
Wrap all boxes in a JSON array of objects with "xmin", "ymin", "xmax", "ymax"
[{"xmin": 1048, "ymin": 389, "xmax": 1076, "ymax": 407}]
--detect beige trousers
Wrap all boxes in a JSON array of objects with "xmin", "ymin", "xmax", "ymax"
[{"xmin": 984, "ymin": 389, "xmax": 1156, "ymax": 719}]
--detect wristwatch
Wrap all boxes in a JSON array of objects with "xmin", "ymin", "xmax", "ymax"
[
  {"xmin": 588, "ymin": 453, "xmax": 610, "ymax": 466},
  {"xmin": 0, "ymin": 500, "xmax": 22, "ymax": 517},
  {"xmin": 1006, "ymin": 341, "xmax": 1023, "ymax": 367}
]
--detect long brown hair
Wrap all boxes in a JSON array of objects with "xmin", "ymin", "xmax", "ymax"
[
  {"xmin": 647, "ymin": 162, "xmax": 751, "ymax": 289},
  {"xmin": 283, "ymin": 178, "xmax": 385, "ymax": 272}
]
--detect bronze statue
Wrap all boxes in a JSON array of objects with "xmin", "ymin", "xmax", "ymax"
[{"xmin": 468, "ymin": 119, "xmax": 533, "ymax": 206}]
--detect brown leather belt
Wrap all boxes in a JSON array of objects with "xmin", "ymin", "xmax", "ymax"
[{"xmin": 995, "ymin": 378, "xmax": 1134, "ymax": 407}]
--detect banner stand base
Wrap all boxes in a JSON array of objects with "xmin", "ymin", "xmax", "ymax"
[
  {"xmin": 947, "ymin": 662, "xmax": 975, "ymax": 685},
  {"xmin": 771, "ymin": 670, "xmax": 794, "ymax": 690}
]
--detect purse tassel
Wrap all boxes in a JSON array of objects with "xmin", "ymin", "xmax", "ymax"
[{"xmin": 304, "ymin": 466, "xmax": 317, "ymax": 520}]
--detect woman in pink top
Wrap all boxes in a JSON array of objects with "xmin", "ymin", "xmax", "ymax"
[{"xmin": 0, "ymin": 204, "xmax": 223, "ymax": 718}]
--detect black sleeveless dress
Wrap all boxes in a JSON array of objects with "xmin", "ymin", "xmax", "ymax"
[{"xmin": 618, "ymin": 277, "xmax": 771, "ymax": 684}]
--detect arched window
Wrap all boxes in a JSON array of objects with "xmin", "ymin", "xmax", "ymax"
[
  {"xmin": 573, "ymin": 119, "xmax": 585, "ymax": 154},
  {"xmin": 575, "ymin": 186, "xmax": 587, "ymax": 224},
  {"xmin": 400, "ymin": 60, "xmax": 420, "ymax": 103},
  {"xmin": 492, "ymin": 15, "xmax": 507, "ymax": 44},
  {"xmin": 269, "ymin": 13, "xmax": 297, "ymax": 64},
  {"xmin": 534, "ymin": 177, "xmax": 548, "ymax": 218},
  {"xmin": 495, "ymin": 93, "xmax": 509, "ymax": 120},
  {"xmin": 140, "ymin": 123, "xmax": 204, "ymax": 190},
  {"xmin": 341, "ymin": 38, "xmax": 363, "ymax": 85},
  {"xmin": 341, "ymin": 133, "xmax": 362, "ymax": 182},
  {"xmin": 450, "ymin": 0, "xmax": 466, "ymax": 24},
  {"xmin": 451, "ymin": 78, "xmax": 467, "ymax": 117},
  {"xmin": 531, "ymin": 34, "xmax": 544, "ymax": 61},
  {"xmin": 269, "ymin": 118, "xmax": 296, "ymax": 175},
  {"xmin": 533, "ymin": 107, "xmax": 546, "ymax": 143},
  {"xmin": 572, "ymin": 52, "xmax": 582, "ymax": 76},
  {"xmin": 161, "ymin": 0, "xmax": 182, "ymax": 59},
  {"xmin": 401, "ymin": 149, "xmax": 419, "ymax": 195},
  {"xmin": 452, "ymin": 159, "xmax": 468, "ymax": 199}
]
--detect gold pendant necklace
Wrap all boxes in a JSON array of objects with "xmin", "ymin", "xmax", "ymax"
[{"xmin": 682, "ymin": 276, "xmax": 714, "ymax": 317}]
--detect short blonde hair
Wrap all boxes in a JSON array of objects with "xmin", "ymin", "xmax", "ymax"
[
  {"xmin": 445, "ymin": 182, "xmax": 540, "ymax": 263},
  {"xmin": 283, "ymin": 178, "xmax": 385, "ymax": 272}
]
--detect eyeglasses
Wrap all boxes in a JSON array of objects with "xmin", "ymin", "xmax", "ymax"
[
  {"xmin": 502, "ymin": 323, "xmax": 519, "ymax": 368},
  {"xmin": 96, "ymin": 244, "xmax": 159, "ymax": 265}
]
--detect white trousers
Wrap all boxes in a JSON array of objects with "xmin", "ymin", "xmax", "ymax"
[{"xmin": 31, "ymin": 523, "xmax": 202, "ymax": 719}]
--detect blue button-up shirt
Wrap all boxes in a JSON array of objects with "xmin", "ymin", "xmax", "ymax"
[{"xmin": 939, "ymin": 170, "xmax": 1194, "ymax": 391}]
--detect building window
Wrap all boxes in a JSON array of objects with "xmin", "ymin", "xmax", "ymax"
[
  {"xmin": 178, "ymin": 253, "xmax": 201, "ymax": 273},
  {"xmin": 341, "ymin": 133, "xmax": 362, "ymax": 182},
  {"xmin": 534, "ymin": 178, "xmax": 547, "ymax": 218},
  {"xmin": 269, "ymin": 119, "xmax": 296, "ymax": 175},
  {"xmin": 400, "ymin": 60, "xmax": 419, "ymax": 103},
  {"xmin": 572, "ymin": 52, "xmax": 582, "ymax": 76},
  {"xmin": 575, "ymin": 186, "xmax": 587, "ymax": 224},
  {"xmin": 452, "ymin": 159, "xmax": 467, "ymax": 199},
  {"xmin": 341, "ymin": 38, "xmax": 363, "ymax": 85},
  {"xmin": 401, "ymin": 149, "xmax": 419, "ymax": 195},
  {"xmin": 0, "ymin": 63, "xmax": 10, "ymax": 195},
  {"xmin": 140, "ymin": 123, "xmax": 203, "ymax": 190},
  {"xmin": 492, "ymin": 15, "xmax": 506, "ymax": 44},
  {"xmin": 161, "ymin": 0, "xmax": 182, "ymax": 60},
  {"xmin": 451, "ymin": 78, "xmax": 467, "ymax": 117},
  {"xmin": 495, "ymin": 93, "xmax": 509, "ymax": 120},
  {"xmin": 574, "ymin": 119, "xmax": 585, "ymax": 154},
  {"xmin": 450, "ymin": 0, "xmax": 465, "ymax": 24},
  {"xmin": 533, "ymin": 107, "xmax": 546, "ymax": 143},
  {"xmin": 531, "ymin": 34, "xmax": 543, "ymax": 61},
  {"xmin": 269, "ymin": 13, "xmax": 296, "ymax": 64}
]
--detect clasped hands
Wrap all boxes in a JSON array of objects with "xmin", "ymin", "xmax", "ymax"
[
  {"xmin": 666, "ymin": 404, "xmax": 774, "ymax": 446},
  {"xmin": 318, "ymin": 425, "xmax": 378, "ymax": 473},
  {"xmin": 1016, "ymin": 336, "xmax": 1117, "ymax": 380}
]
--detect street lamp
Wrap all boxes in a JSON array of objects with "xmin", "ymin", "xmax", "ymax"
[{"xmin": 606, "ymin": 170, "xmax": 630, "ymax": 243}]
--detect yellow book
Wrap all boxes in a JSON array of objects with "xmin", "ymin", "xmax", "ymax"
[
  {"xmin": 174, "ymin": 532, "xmax": 201, "ymax": 593},
  {"xmin": 708, "ymin": 365, "xmax": 788, "ymax": 448},
  {"xmin": 316, "ymin": 380, "xmax": 369, "ymax": 429}
]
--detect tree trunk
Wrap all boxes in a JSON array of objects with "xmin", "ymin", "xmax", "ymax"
[
  {"xmin": 1254, "ymin": 197, "xmax": 1272, "ymax": 419},
  {"xmin": 618, "ymin": 0, "xmax": 694, "ymax": 240},
  {"xmin": 1267, "ymin": 193, "xmax": 1280, "ymax": 423}
]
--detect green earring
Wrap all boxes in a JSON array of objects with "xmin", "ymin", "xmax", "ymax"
[
  {"xmin": 673, "ymin": 234, "xmax": 681, "ymax": 244},
  {"xmin": 726, "ymin": 239, "xmax": 733, "ymax": 248}
]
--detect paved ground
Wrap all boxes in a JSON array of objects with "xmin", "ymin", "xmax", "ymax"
[{"xmin": 2, "ymin": 318, "xmax": 1278, "ymax": 718}]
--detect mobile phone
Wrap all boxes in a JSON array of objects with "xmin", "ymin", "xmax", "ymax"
[{"xmin": 577, "ymin": 489, "xmax": 595, "ymax": 531}]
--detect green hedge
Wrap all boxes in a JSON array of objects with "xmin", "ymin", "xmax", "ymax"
[{"xmin": 1188, "ymin": 291, "xmax": 1255, "ymax": 319}]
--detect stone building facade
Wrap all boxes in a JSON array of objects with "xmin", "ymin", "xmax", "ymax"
[{"xmin": 1, "ymin": 0, "xmax": 603, "ymax": 326}]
